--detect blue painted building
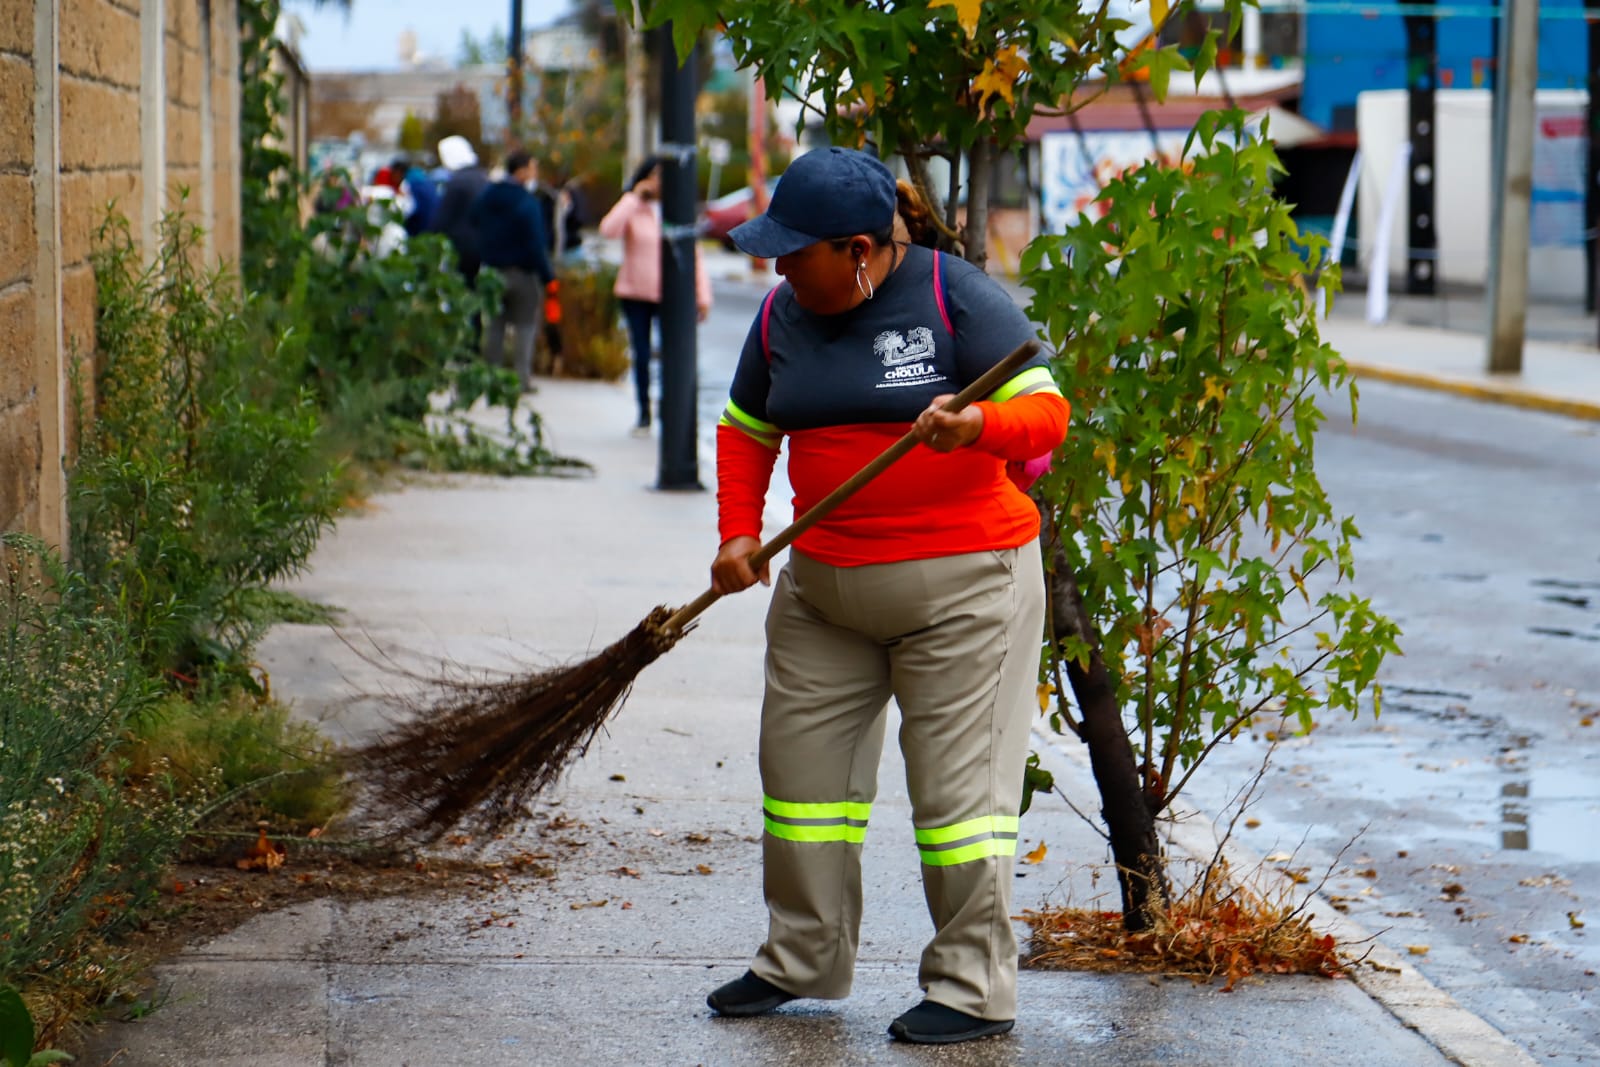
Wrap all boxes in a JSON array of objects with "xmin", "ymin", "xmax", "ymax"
[{"xmin": 1299, "ymin": 0, "xmax": 1591, "ymax": 130}]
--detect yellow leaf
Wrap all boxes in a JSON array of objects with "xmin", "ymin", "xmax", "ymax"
[
  {"xmin": 1407, "ymin": 944, "xmax": 1429, "ymax": 955},
  {"xmin": 1150, "ymin": 0, "xmax": 1170, "ymax": 30},
  {"xmin": 971, "ymin": 45, "xmax": 1030, "ymax": 112},
  {"xmin": 1201, "ymin": 377, "xmax": 1227, "ymax": 408},
  {"xmin": 1037, "ymin": 683, "xmax": 1053, "ymax": 712},
  {"xmin": 1093, "ymin": 439, "xmax": 1117, "ymax": 478},
  {"xmin": 930, "ymin": 0, "xmax": 984, "ymax": 37},
  {"xmin": 1023, "ymin": 841, "xmax": 1048, "ymax": 864}
]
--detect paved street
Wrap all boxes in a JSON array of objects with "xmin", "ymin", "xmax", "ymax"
[{"xmin": 1178, "ymin": 377, "xmax": 1600, "ymax": 1062}]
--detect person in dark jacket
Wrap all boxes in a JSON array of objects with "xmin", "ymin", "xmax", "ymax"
[
  {"xmin": 430, "ymin": 135, "xmax": 491, "ymax": 282},
  {"xmin": 400, "ymin": 160, "xmax": 438, "ymax": 236},
  {"xmin": 469, "ymin": 148, "xmax": 556, "ymax": 392}
]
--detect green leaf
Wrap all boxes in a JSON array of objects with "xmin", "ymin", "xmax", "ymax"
[
  {"xmin": 29, "ymin": 1054, "xmax": 74, "ymax": 1066},
  {"xmin": 1020, "ymin": 752, "xmax": 1056, "ymax": 816},
  {"xmin": 0, "ymin": 986, "xmax": 35, "ymax": 1067},
  {"xmin": 1192, "ymin": 29, "xmax": 1219, "ymax": 85},
  {"xmin": 1139, "ymin": 46, "xmax": 1188, "ymax": 103}
]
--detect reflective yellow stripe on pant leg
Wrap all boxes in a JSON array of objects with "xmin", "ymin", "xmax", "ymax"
[
  {"xmin": 763, "ymin": 795, "xmax": 871, "ymax": 844},
  {"xmin": 914, "ymin": 815, "xmax": 1020, "ymax": 867}
]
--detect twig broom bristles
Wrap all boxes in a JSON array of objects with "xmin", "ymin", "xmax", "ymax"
[{"xmin": 353, "ymin": 341, "xmax": 1042, "ymax": 840}]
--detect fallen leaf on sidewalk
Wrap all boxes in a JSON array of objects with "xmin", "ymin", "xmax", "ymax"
[
  {"xmin": 611, "ymin": 866, "xmax": 641, "ymax": 878},
  {"xmin": 570, "ymin": 899, "xmax": 608, "ymax": 910},
  {"xmin": 1519, "ymin": 874, "xmax": 1571, "ymax": 889},
  {"xmin": 685, "ymin": 832, "xmax": 712, "ymax": 844},
  {"xmin": 1023, "ymin": 842, "xmax": 1048, "ymax": 865},
  {"xmin": 696, "ymin": 864, "xmax": 713, "ymax": 875},
  {"xmin": 1508, "ymin": 933, "xmax": 1529, "ymax": 944},
  {"xmin": 1407, "ymin": 945, "xmax": 1429, "ymax": 955},
  {"xmin": 1568, "ymin": 913, "xmax": 1585, "ymax": 929}
]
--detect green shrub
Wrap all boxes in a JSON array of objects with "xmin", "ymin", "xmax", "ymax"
[
  {"xmin": 551, "ymin": 261, "xmax": 630, "ymax": 382},
  {"xmin": 72, "ymin": 210, "xmax": 341, "ymax": 683},
  {"xmin": 0, "ymin": 536, "xmax": 199, "ymax": 992},
  {"xmin": 127, "ymin": 687, "xmax": 346, "ymax": 831},
  {"xmin": 286, "ymin": 212, "xmax": 492, "ymax": 423}
]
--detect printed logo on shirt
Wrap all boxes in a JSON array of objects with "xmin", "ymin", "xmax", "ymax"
[{"xmin": 872, "ymin": 327, "xmax": 947, "ymax": 390}]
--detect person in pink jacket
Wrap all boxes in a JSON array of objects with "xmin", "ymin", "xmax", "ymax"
[{"xmin": 600, "ymin": 156, "xmax": 713, "ymax": 434}]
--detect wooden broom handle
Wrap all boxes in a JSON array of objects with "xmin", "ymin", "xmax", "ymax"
[{"xmin": 664, "ymin": 339, "xmax": 1042, "ymax": 634}]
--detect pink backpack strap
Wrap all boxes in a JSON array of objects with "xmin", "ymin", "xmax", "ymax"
[
  {"xmin": 759, "ymin": 285, "xmax": 780, "ymax": 361},
  {"xmin": 932, "ymin": 250, "xmax": 955, "ymax": 337}
]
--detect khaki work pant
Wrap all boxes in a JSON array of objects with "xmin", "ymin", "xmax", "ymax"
[{"xmin": 749, "ymin": 539, "xmax": 1044, "ymax": 1020}]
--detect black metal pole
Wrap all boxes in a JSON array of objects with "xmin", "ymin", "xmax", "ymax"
[
  {"xmin": 657, "ymin": 22, "xmax": 703, "ymax": 490},
  {"xmin": 509, "ymin": 0, "xmax": 524, "ymax": 133},
  {"xmin": 1404, "ymin": 0, "xmax": 1439, "ymax": 295}
]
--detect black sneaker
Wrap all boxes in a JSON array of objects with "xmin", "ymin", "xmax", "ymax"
[
  {"xmin": 888, "ymin": 1000, "xmax": 1014, "ymax": 1044},
  {"xmin": 706, "ymin": 970, "xmax": 798, "ymax": 1017}
]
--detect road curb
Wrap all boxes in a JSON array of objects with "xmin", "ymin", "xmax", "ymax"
[
  {"xmin": 1034, "ymin": 732, "xmax": 1539, "ymax": 1067},
  {"xmin": 1342, "ymin": 360, "xmax": 1600, "ymax": 423}
]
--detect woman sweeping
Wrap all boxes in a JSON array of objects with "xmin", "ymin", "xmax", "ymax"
[{"xmin": 704, "ymin": 147, "xmax": 1070, "ymax": 1045}]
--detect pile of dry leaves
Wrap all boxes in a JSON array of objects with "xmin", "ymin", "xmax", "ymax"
[{"xmin": 1023, "ymin": 859, "xmax": 1348, "ymax": 992}]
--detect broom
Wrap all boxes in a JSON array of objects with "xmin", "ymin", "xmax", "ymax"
[{"xmin": 353, "ymin": 339, "xmax": 1042, "ymax": 840}]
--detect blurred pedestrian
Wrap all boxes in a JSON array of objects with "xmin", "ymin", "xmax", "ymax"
[
  {"xmin": 430, "ymin": 135, "xmax": 490, "ymax": 287},
  {"xmin": 555, "ymin": 176, "xmax": 589, "ymax": 261},
  {"xmin": 469, "ymin": 148, "xmax": 556, "ymax": 392},
  {"xmin": 400, "ymin": 159, "xmax": 439, "ymax": 237},
  {"xmin": 599, "ymin": 155, "xmax": 711, "ymax": 435}
]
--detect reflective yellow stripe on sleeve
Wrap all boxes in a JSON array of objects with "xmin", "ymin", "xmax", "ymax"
[
  {"xmin": 989, "ymin": 365, "xmax": 1062, "ymax": 403},
  {"xmin": 719, "ymin": 401, "xmax": 783, "ymax": 450},
  {"xmin": 762, "ymin": 795, "xmax": 871, "ymax": 844},
  {"xmin": 913, "ymin": 814, "xmax": 1020, "ymax": 866}
]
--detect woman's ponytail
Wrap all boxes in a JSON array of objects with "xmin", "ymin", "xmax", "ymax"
[{"xmin": 894, "ymin": 180, "xmax": 939, "ymax": 248}]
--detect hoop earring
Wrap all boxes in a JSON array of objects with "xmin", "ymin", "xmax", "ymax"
[{"xmin": 856, "ymin": 260, "xmax": 875, "ymax": 301}]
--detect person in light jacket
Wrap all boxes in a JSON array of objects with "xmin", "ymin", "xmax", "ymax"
[{"xmin": 599, "ymin": 156, "xmax": 712, "ymax": 435}]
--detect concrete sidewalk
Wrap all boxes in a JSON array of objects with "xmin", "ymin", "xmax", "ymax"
[
  {"xmin": 81, "ymin": 365, "xmax": 1532, "ymax": 1065},
  {"xmin": 1321, "ymin": 316, "xmax": 1600, "ymax": 423}
]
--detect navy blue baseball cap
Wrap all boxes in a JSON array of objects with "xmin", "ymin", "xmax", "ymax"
[{"xmin": 729, "ymin": 147, "xmax": 897, "ymax": 258}]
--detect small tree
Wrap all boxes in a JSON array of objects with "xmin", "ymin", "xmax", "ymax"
[
  {"xmin": 398, "ymin": 110, "xmax": 427, "ymax": 154},
  {"xmin": 426, "ymin": 85, "xmax": 486, "ymax": 161},
  {"xmin": 643, "ymin": 1, "xmax": 1399, "ymax": 931},
  {"xmin": 1024, "ymin": 113, "xmax": 1400, "ymax": 923},
  {"xmin": 516, "ymin": 57, "xmax": 627, "ymax": 189}
]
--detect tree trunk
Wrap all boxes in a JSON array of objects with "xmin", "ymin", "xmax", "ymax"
[
  {"xmin": 1043, "ymin": 526, "xmax": 1170, "ymax": 931},
  {"xmin": 962, "ymin": 138, "xmax": 992, "ymax": 270}
]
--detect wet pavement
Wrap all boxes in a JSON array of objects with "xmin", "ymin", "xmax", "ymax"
[{"xmin": 1179, "ymin": 378, "xmax": 1600, "ymax": 1062}]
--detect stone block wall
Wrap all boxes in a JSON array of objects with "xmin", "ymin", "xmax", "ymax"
[
  {"xmin": 1, "ymin": 12, "xmax": 43, "ymax": 539},
  {"xmin": 1, "ymin": 0, "xmax": 242, "ymax": 547}
]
